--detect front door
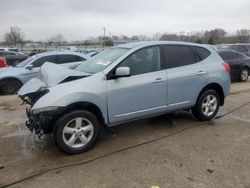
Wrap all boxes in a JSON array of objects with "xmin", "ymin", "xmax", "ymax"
[{"xmin": 107, "ymin": 46, "xmax": 167, "ymax": 124}]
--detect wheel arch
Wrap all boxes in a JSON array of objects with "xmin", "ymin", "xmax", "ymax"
[
  {"xmin": 197, "ymin": 83, "xmax": 225, "ymax": 106},
  {"xmin": 48, "ymin": 101, "xmax": 108, "ymax": 133}
]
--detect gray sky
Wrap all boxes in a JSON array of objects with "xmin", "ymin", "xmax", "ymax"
[{"xmin": 1, "ymin": 0, "xmax": 250, "ymax": 41}]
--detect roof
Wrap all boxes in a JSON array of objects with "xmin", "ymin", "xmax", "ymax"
[
  {"xmin": 116, "ymin": 41, "xmax": 211, "ymax": 49},
  {"xmin": 34, "ymin": 50, "xmax": 87, "ymax": 58}
]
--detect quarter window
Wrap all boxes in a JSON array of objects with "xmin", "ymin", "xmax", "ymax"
[
  {"xmin": 163, "ymin": 45, "xmax": 196, "ymax": 69},
  {"xmin": 32, "ymin": 55, "xmax": 57, "ymax": 67},
  {"xmin": 193, "ymin": 46, "xmax": 211, "ymax": 61},
  {"xmin": 119, "ymin": 46, "xmax": 161, "ymax": 76}
]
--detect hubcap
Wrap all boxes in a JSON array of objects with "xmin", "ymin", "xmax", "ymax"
[
  {"xmin": 241, "ymin": 70, "xmax": 249, "ymax": 81},
  {"xmin": 202, "ymin": 94, "xmax": 217, "ymax": 117},
  {"xmin": 62, "ymin": 117, "xmax": 94, "ymax": 148}
]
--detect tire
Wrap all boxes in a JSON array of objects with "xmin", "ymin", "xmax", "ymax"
[
  {"xmin": 1, "ymin": 78, "xmax": 22, "ymax": 95},
  {"xmin": 192, "ymin": 90, "xmax": 220, "ymax": 121},
  {"xmin": 54, "ymin": 110, "xmax": 100, "ymax": 154},
  {"xmin": 239, "ymin": 67, "xmax": 249, "ymax": 82}
]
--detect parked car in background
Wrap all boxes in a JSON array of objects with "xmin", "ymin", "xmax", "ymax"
[
  {"xmin": 29, "ymin": 49, "xmax": 46, "ymax": 56},
  {"xmin": 224, "ymin": 44, "xmax": 250, "ymax": 57},
  {"xmin": 218, "ymin": 50, "xmax": 250, "ymax": 82},
  {"xmin": 0, "ymin": 47, "xmax": 20, "ymax": 52},
  {"xmin": 18, "ymin": 41, "xmax": 230, "ymax": 154},
  {"xmin": 0, "ymin": 57, "xmax": 8, "ymax": 68},
  {"xmin": 0, "ymin": 51, "xmax": 88, "ymax": 94},
  {"xmin": 0, "ymin": 51, "xmax": 28, "ymax": 66}
]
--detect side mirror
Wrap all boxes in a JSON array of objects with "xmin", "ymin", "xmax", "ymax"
[
  {"xmin": 26, "ymin": 64, "xmax": 33, "ymax": 70},
  {"xmin": 115, "ymin": 67, "xmax": 131, "ymax": 78}
]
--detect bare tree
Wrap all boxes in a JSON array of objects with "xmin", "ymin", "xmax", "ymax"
[
  {"xmin": 4, "ymin": 27, "xmax": 24, "ymax": 46},
  {"xmin": 47, "ymin": 34, "xmax": 65, "ymax": 44},
  {"xmin": 204, "ymin": 28, "xmax": 227, "ymax": 44},
  {"xmin": 159, "ymin": 33, "xmax": 179, "ymax": 41},
  {"xmin": 236, "ymin": 29, "xmax": 250, "ymax": 43}
]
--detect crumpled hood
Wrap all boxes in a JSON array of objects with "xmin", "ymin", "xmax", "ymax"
[{"xmin": 18, "ymin": 62, "xmax": 90, "ymax": 96}]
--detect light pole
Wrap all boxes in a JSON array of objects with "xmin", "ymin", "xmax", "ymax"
[{"xmin": 103, "ymin": 27, "xmax": 106, "ymax": 48}]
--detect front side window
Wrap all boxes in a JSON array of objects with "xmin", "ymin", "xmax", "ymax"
[
  {"xmin": 32, "ymin": 55, "xmax": 57, "ymax": 67},
  {"xmin": 119, "ymin": 46, "xmax": 161, "ymax": 76},
  {"xmin": 164, "ymin": 45, "xmax": 196, "ymax": 69},
  {"xmin": 76, "ymin": 48, "xmax": 129, "ymax": 74}
]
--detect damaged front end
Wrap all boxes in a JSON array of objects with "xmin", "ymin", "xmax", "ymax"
[
  {"xmin": 18, "ymin": 62, "xmax": 90, "ymax": 136},
  {"xmin": 25, "ymin": 107, "xmax": 63, "ymax": 137},
  {"xmin": 20, "ymin": 89, "xmax": 52, "ymax": 136},
  {"xmin": 20, "ymin": 89, "xmax": 49, "ymax": 106}
]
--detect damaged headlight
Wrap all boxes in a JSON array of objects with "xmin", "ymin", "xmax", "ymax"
[{"xmin": 32, "ymin": 106, "xmax": 59, "ymax": 114}]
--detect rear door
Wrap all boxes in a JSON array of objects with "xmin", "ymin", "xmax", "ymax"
[
  {"xmin": 163, "ymin": 45, "xmax": 209, "ymax": 111},
  {"xmin": 57, "ymin": 54, "xmax": 85, "ymax": 69}
]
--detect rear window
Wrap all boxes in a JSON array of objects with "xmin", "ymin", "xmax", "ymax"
[
  {"xmin": 58, "ymin": 54, "xmax": 85, "ymax": 64},
  {"xmin": 219, "ymin": 52, "xmax": 234, "ymax": 60},
  {"xmin": 193, "ymin": 46, "xmax": 211, "ymax": 61},
  {"xmin": 163, "ymin": 45, "xmax": 197, "ymax": 69}
]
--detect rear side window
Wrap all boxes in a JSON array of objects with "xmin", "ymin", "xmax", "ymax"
[
  {"xmin": 32, "ymin": 55, "xmax": 57, "ymax": 67},
  {"xmin": 246, "ymin": 45, "xmax": 250, "ymax": 51},
  {"xmin": 163, "ymin": 45, "xmax": 196, "ymax": 69},
  {"xmin": 57, "ymin": 54, "xmax": 84, "ymax": 64},
  {"xmin": 231, "ymin": 45, "xmax": 248, "ymax": 52},
  {"xmin": 219, "ymin": 52, "xmax": 237, "ymax": 60},
  {"xmin": 193, "ymin": 46, "xmax": 211, "ymax": 61}
]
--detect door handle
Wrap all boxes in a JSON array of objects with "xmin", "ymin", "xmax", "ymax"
[
  {"xmin": 196, "ymin": 70, "xmax": 206, "ymax": 75},
  {"xmin": 153, "ymin": 78, "xmax": 164, "ymax": 83}
]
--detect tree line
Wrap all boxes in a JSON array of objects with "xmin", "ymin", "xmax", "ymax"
[{"xmin": 2, "ymin": 28, "xmax": 250, "ymax": 47}]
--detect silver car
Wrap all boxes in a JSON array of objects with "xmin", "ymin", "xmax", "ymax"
[
  {"xmin": 0, "ymin": 51, "xmax": 88, "ymax": 94},
  {"xmin": 18, "ymin": 41, "xmax": 231, "ymax": 154}
]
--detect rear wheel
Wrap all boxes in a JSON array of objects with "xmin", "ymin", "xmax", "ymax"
[
  {"xmin": 239, "ymin": 68, "xmax": 249, "ymax": 82},
  {"xmin": 54, "ymin": 110, "xmax": 100, "ymax": 154},
  {"xmin": 1, "ymin": 78, "xmax": 22, "ymax": 95},
  {"xmin": 192, "ymin": 90, "xmax": 220, "ymax": 121}
]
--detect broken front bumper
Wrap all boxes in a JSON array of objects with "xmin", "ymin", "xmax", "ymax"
[{"xmin": 25, "ymin": 107, "xmax": 63, "ymax": 135}]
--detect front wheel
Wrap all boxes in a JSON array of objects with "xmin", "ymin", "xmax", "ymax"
[
  {"xmin": 239, "ymin": 68, "xmax": 249, "ymax": 82},
  {"xmin": 54, "ymin": 110, "xmax": 100, "ymax": 154},
  {"xmin": 1, "ymin": 78, "xmax": 22, "ymax": 95},
  {"xmin": 192, "ymin": 90, "xmax": 220, "ymax": 121}
]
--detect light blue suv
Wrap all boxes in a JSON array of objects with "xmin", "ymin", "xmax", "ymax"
[
  {"xmin": 0, "ymin": 51, "xmax": 88, "ymax": 94},
  {"xmin": 18, "ymin": 41, "xmax": 231, "ymax": 154}
]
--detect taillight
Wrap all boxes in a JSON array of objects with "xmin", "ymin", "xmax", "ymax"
[
  {"xmin": 3, "ymin": 59, "xmax": 7, "ymax": 67},
  {"xmin": 222, "ymin": 62, "xmax": 230, "ymax": 73}
]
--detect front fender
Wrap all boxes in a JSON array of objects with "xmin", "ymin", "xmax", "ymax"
[{"xmin": 32, "ymin": 91, "xmax": 108, "ymax": 124}]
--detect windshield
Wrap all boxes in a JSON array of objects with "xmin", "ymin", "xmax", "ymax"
[
  {"xmin": 76, "ymin": 48, "xmax": 129, "ymax": 74},
  {"xmin": 16, "ymin": 55, "xmax": 37, "ymax": 67}
]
